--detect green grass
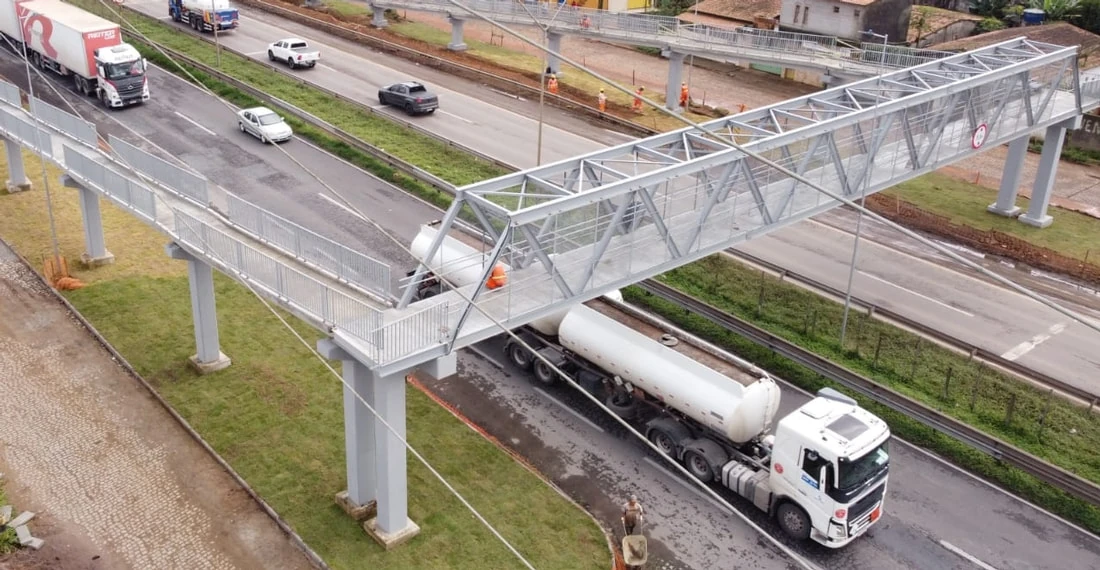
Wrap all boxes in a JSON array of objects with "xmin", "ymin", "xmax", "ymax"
[
  {"xmin": 69, "ymin": 0, "xmax": 507, "ymax": 189},
  {"xmin": 0, "ymin": 482, "xmax": 19, "ymax": 555},
  {"xmin": 322, "ymin": 0, "xmax": 371, "ymax": 19},
  {"xmin": 884, "ymin": 172, "xmax": 1100, "ymax": 263},
  {"xmin": 625, "ymin": 255, "xmax": 1100, "ymax": 533}
]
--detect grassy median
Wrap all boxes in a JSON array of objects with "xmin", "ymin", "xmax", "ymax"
[{"xmin": 0, "ymin": 152, "xmax": 608, "ymax": 569}]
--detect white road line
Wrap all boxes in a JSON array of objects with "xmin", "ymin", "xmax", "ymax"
[
  {"xmin": 533, "ymin": 387, "xmax": 605, "ymax": 433},
  {"xmin": 243, "ymin": 51, "xmax": 267, "ymax": 57},
  {"xmin": 317, "ymin": 63, "xmax": 339, "ymax": 73},
  {"xmin": 642, "ymin": 457, "xmax": 729, "ymax": 512},
  {"xmin": 858, "ymin": 270, "xmax": 975, "ymax": 317},
  {"xmin": 316, "ymin": 193, "xmax": 367, "ymax": 220},
  {"xmin": 173, "ymin": 111, "xmax": 216, "ymax": 136},
  {"xmin": 437, "ymin": 109, "xmax": 474, "ymax": 124},
  {"xmin": 939, "ymin": 540, "xmax": 1000, "ymax": 570},
  {"xmin": 465, "ymin": 345, "xmax": 505, "ymax": 370},
  {"xmin": 1000, "ymin": 322, "xmax": 1068, "ymax": 361}
]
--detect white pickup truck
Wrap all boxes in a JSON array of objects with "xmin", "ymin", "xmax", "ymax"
[{"xmin": 267, "ymin": 38, "xmax": 319, "ymax": 69}]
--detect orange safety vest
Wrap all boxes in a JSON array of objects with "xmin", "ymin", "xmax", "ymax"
[
  {"xmin": 486, "ymin": 264, "xmax": 508, "ymax": 290},
  {"xmin": 548, "ymin": 77, "xmax": 559, "ymax": 93}
]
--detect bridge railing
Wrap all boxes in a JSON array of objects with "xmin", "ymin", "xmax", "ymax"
[
  {"xmin": 64, "ymin": 145, "xmax": 159, "ymax": 224},
  {"xmin": 225, "ymin": 192, "xmax": 393, "ymax": 302}
]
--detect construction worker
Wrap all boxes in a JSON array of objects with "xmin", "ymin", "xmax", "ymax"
[
  {"xmin": 597, "ymin": 88, "xmax": 607, "ymax": 113},
  {"xmin": 485, "ymin": 263, "xmax": 508, "ymax": 290},
  {"xmin": 679, "ymin": 81, "xmax": 689, "ymax": 108},
  {"xmin": 632, "ymin": 86, "xmax": 644, "ymax": 113},
  {"xmin": 547, "ymin": 73, "xmax": 559, "ymax": 95},
  {"xmin": 580, "ymin": 14, "xmax": 591, "ymax": 28},
  {"xmin": 621, "ymin": 495, "xmax": 645, "ymax": 535}
]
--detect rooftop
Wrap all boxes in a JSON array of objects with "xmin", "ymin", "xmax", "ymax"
[
  {"xmin": 935, "ymin": 22, "xmax": 1100, "ymax": 69},
  {"xmin": 679, "ymin": 0, "xmax": 781, "ymax": 26}
]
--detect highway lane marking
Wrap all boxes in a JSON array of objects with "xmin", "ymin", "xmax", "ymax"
[
  {"xmin": 317, "ymin": 63, "xmax": 339, "ymax": 73},
  {"xmin": 172, "ymin": 111, "xmax": 217, "ymax": 136},
  {"xmin": 857, "ymin": 270, "xmax": 975, "ymax": 317},
  {"xmin": 642, "ymin": 457, "xmax": 729, "ymax": 512},
  {"xmin": 1000, "ymin": 322, "xmax": 1068, "ymax": 361},
  {"xmin": 465, "ymin": 345, "xmax": 506, "ymax": 370},
  {"xmin": 938, "ymin": 540, "xmax": 1000, "ymax": 570},
  {"xmin": 437, "ymin": 109, "xmax": 474, "ymax": 124},
  {"xmin": 317, "ymin": 193, "xmax": 370, "ymax": 220},
  {"xmin": 533, "ymin": 387, "xmax": 605, "ymax": 433}
]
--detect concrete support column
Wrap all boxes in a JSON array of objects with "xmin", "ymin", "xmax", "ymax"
[
  {"xmin": 166, "ymin": 242, "xmax": 231, "ymax": 374},
  {"xmin": 318, "ymin": 339, "xmax": 378, "ymax": 522},
  {"xmin": 367, "ymin": 370, "xmax": 417, "ymax": 545},
  {"xmin": 986, "ymin": 136, "xmax": 1028, "ymax": 218},
  {"xmin": 1019, "ymin": 122, "xmax": 1068, "ymax": 228},
  {"xmin": 447, "ymin": 15, "xmax": 467, "ymax": 51},
  {"xmin": 61, "ymin": 175, "xmax": 115, "ymax": 267},
  {"xmin": 370, "ymin": 4, "xmax": 387, "ymax": 28},
  {"xmin": 665, "ymin": 51, "xmax": 686, "ymax": 113},
  {"xmin": 3, "ymin": 136, "xmax": 31, "ymax": 193},
  {"xmin": 546, "ymin": 31, "xmax": 563, "ymax": 75}
]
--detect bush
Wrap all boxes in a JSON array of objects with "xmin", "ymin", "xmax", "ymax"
[{"xmin": 977, "ymin": 16, "xmax": 1008, "ymax": 32}]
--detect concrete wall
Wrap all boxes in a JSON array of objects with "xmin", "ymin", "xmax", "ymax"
[
  {"xmin": 914, "ymin": 19, "xmax": 978, "ymax": 48},
  {"xmin": 780, "ymin": 0, "xmax": 911, "ymax": 42},
  {"xmin": 1069, "ymin": 113, "xmax": 1100, "ymax": 152},
  {"xmin": 863, "ymin": 0, "xmax": 912, "ymax": 44}
]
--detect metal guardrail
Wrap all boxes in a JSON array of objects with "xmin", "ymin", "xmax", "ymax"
[
  {"xmin": 0, "ymin": 79, "xmax": 19, "ymax": 106},
  {"xmin": 225, "ymin": 192, "xmax": 393, "ymax": 302},
  {"xmin": 727, "ymin": 249, "xmax": 1099, "ymax": 406},
  {"xmin": 0, "ymin": 104, "xmax": 54, "ymax": 158},
  {"xmin": 108, "ymin": 134, "xmax": 211, "ymax": 207},
  {"xmin": 30, "ymin": 97, "xmax": 97, "ymax": 147},
  {"xmin": 63, "ymin": 144, "xmax": 159, "ymax": 223},
  {"xmin": 636, "ymin": 279, "xmax": 1100, "ymax": 508}
]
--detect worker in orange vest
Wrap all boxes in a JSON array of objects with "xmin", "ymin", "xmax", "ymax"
[
  {"xmin": 679, "ymin": 82, "xmax": 689, "ymax": 108},
  {"xmin": 632, "ymin": 86, "xmax": 644, "ymax": 113},
  {"xmin": 597, "ymin": 88, "xmax": 607, "ymax": 112},
  {"xmin": 547, "ymin": 74, "xmax": 559, "ymax": 95},
  {"xmin": 485, "ymin": 263, "xmax": 508, "ymax": 290}
]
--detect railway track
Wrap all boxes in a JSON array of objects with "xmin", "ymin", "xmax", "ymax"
[{"xmin": 114, "ymin": 9, "xmax": 1100, "ymax": 510}]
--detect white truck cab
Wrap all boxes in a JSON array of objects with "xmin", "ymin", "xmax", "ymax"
[
  {"xmin": 769, "ymin": 389, "xmax": 890, "ymax": 547},
  {"xmin": 94, "ymin": 44, "xmax": 149, "ymax": 108}
]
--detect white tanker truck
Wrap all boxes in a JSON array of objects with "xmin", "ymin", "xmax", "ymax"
[{"xmin": 407, "ymin": 223, "xmax": 891, "ymax": 547}]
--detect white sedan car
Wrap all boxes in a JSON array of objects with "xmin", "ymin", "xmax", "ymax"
[{"xmin": 237, "ymin": 107, "xmax": 293, "ymax": 144}]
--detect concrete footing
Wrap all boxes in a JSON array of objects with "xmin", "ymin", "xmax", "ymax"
[
  {"xmin": 335, "ymin": 490, "xmax": 377, "ymax": 522},
  {"xmin": 5, "ymin": 180, "xmax": 31, "ymax": 193},
  {"xmin": 985, "ymin": 203, "xmax": 1021, "ymax": 217},
  {"xmin": 363, "ymin": 517, "xmax": 420, "ymax": 550},
  {"xmin": 1018, "ymin": 213, "xmax": 1054, "ymax": 228},
  {"xmin": 188, "ymin": 352, "xmax": 231, "ymax": 375},
  {"xmin": 80, "ymin": 251, "xmax": 116, "ymax": 267}
]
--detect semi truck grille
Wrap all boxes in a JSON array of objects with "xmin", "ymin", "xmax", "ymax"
[{"xmin": 849, "ymin": 483, "xmax": 885, "ymax": 521}]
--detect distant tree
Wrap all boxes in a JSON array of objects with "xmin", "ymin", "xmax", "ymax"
[
  {"xmin": 1029, "ymin": 0, "xmax": 1081, "ymax": 20},
  {"xmin": 977, "ymin": 16, "xmax": 1008, "ymax": 31},
  {"xmin": 969, "ymin": 0, "xmax": 1010, "ymax": 18},
  {"xmin": 652, "ymin": 0, "xmax": 695, "ymax": 16},
  {"xmin": 1077, "ymin": 0, "xmax": 1100, "ymax": 34},
  {"xmin": 911, "ymin": 6, "xmax": 935, "ymax": 45}
]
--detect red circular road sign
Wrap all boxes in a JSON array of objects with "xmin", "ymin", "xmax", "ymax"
[{"xmin": 971, "ymin": 123, "xmax": 988, "ymax": 149}]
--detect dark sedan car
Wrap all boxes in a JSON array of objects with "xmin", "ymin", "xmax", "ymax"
[{"xmin": 378, "ymin": 81, "xmax": 439, "ymax": 115}]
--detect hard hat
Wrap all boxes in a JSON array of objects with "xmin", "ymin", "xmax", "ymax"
[
  {"xmin": 599, "ymin": 88, "xmax": 604, "ymax": 92},
  {"xmin": 550, "ymin": 73, "xmax": 556, "ymax": 78},
  {"xmin": 630, "ymin": 494, "xmax": 638, "ymax": 502}
]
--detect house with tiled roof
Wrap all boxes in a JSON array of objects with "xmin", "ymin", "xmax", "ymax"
[
  {"xmin": 933, "ymin": 21, "xmax": 1100, "ymax": 69},
  {"xmin": 779, "ymin": 0, "xmax": 912, "ymax": 43},
  {"xmin": 677, "ymin": 0, "xmax": 781, "ymax": 30}
]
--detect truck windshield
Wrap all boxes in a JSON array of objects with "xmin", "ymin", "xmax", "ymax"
[
  {"xmin": 838, "ymin": 440, "xmax": 889, "ymax": 491},
  {"xmin": 104, "ymin": 61, "xmax": 144, "ymax": 80}
]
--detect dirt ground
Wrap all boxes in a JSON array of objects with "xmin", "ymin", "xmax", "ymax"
[{"xmin": 0, "ymin": 240, "xmax": 314, "ymax": 570}]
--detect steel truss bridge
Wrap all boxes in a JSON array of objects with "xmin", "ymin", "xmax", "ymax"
[{"xmin": 369, "ymin": 0, "xmax": 952, "ymax": 77}]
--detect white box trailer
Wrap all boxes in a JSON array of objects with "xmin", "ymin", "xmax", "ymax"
[
  {"xmin": 17, "ymin": 0, "xmax": 121, "ymax": 79},
  {"xmin": 0, "ymin": 0, "xmax": 21, "ymax": 42}
]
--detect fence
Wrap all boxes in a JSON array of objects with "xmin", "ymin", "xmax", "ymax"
[
  {"xmin": 29, "ymin": 97, "xmax": 97, "ymax": 148},
  {"xmin": 63, "ymin": 144, "xmax": 158, "ymax": 223},
  {"xmin": 0, "ymin": 105, "xmax": 54, "ymax": 158},
  {"xmin": 173, "ymin": 209, "xmax": 386, "ymax": 337},
  {"xmin": 859, "ymin": 42, "xmax": 952, "ymax": 69},
  {"xmin": 0, "ymin": 80, "xmax": 19, "ymax": 107},
  {"xmin": 108, "ymin": 134, "xmax": 211, "ymax": 207},
  {"xmin": 225, "ymin": 192, "xmax": 393, "ymax": 301}
]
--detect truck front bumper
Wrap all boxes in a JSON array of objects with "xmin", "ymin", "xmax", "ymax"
[{"xmin": 813, "ymin": 504, "xmax": 882, "ymax": 548}]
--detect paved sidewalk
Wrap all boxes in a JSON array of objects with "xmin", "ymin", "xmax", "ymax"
[{"xmin": 0, "ymin": 240, "xmax": 315, "ymax": 570}]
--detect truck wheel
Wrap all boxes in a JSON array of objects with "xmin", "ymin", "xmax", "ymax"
[
  {"xmin": 684, "ymin": 451, "xmax": 714, "ymax": 482},
  {"xmin": 268, "ymin": 50, "xmax": 275, "ymax": 61},
  {"xmin": 776, "ymin": 503, "xmax": 812, "ymax": 541},
  {"xmin": 533, "ymin": 359, "xmax": 557, "ymax": 386},
  {"xmin": 648, "ymin": 429, "xmax": 677, "ymax": 456},
  {"xmin": 605, "ymin": 393, "xmax": 635, "ymax": 420},
  {"xmin": 507, "ymin": 342, "xmax": 533, "ymax": 371},
  {"xmin": 287, "ymin": 57, "xmax": 296, "ymax": 69}
]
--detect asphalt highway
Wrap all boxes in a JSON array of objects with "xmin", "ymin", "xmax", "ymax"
[
  {"xmin": 121, "ymin": 0, "xmax": 1100, "ymax": 395},
  {"xmin": 4, "ymin": 52, "xmax": 1098, "ymax": 569}
]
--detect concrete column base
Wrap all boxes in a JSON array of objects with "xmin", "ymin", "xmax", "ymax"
[
  {"xmin": 5, "ymin": 180, "xmax": 31, "ymax": 193},
  {"xmin": 335, "ymin": 491, "xmax": 376, "ymax": 522},
  {"xmin": 188, "ymin": 352, "xmax": 231, "ymax": 375},
  {"xmin": 363, "ymin": 517, "xmax": 420, "ymax": 550},
  {"xmin": 986, "ymin": 203, "xmax": 1021, "ymax": 218},
  {"xmin": 447, "ymin": 41, "xmax": 467, "ymax": 51},
  {"xmin": 1018, "ymin": 213, "xmax": 1053, "ymax": 228},
  {"xmin": 80, "ymin": 251, "xmax": 116, "ymax": 267}
]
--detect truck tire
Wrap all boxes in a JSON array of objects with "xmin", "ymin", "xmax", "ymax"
[
  {"xmin": 507, "ymin": 342, "xmax": 534, "ymax": 371},
  {"xmin": 287, "ymin": 57, "xmax": 296, "ymax": 69},
  {"xmin": 776, "ymin": 502, "xmax": 812, "ymax": 541},
  {"xmin": 684, "ymin": 450, "xmax": 714, "ymax": 482},
  {"xmin": 533, "ymin": 358, "xmax": 557, "ymax": 386},
  {"xmin": 648, "ymin": 429, "xmax": 677, "ymax": 456},
  {"xmin": 605, "ymin": 393, "xmax": 635, "ymax": 420},
  {"xmin": 268, "ymin": 50, "xmax": 275, "ymax": 61}
]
